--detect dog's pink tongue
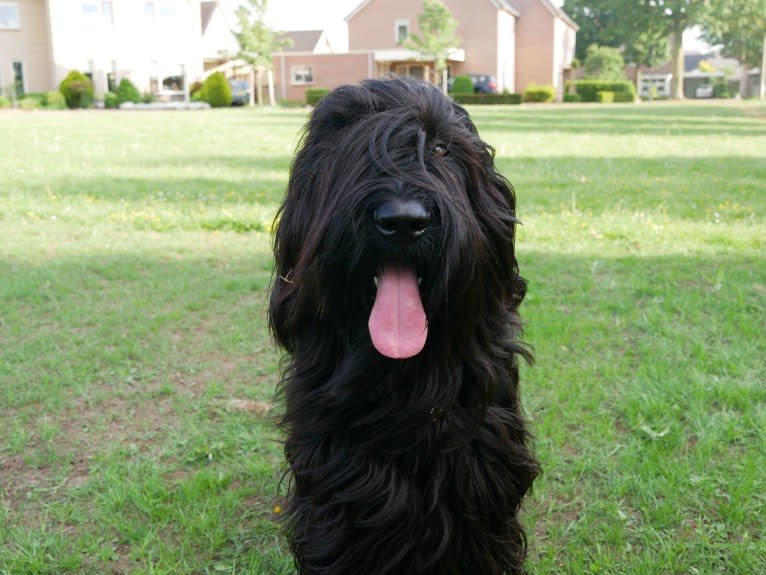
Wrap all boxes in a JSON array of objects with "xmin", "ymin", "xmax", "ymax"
[{"xmin": 369, "ymin": 265, "xmax": 427, "ymax": 359}]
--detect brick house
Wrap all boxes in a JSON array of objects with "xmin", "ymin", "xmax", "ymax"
[
  {"xmin": 273, "ymin": 0, "xmax": 578, "ymax": 102},
  {"xmin": 0, "ymin": 0, "xmax": 229, "ymax": 99}
]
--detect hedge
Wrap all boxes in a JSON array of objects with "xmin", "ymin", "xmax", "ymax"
[
  {"xmin": 523, "ymin": 84, "xmax": 555, "ymax": 103},
  {"xmin": 305, "ymin": 88, "xmax": 330, "ymax": 106},
  {"xmin": 451, "ymin": 93, "xmax": 522, "ymax": 105},
  {"xmin": 574, "ymin": 80, "xmax": 635, "ymax": 103}
]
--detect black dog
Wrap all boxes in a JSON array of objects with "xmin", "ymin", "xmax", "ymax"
[{"xmin": 269, "ymin": 76, "xmax": 539, "ymax": 575}]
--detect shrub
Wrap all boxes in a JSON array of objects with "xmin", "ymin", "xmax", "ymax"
[
  {"xmin": 713, "ymin": 80, "xmax": 731, "ymax": 99},
  {"xmin": 563, "ymin": 93, "xmax": 582, "ymax": 103},
  {"xmin": 613, "ymin": 91, "xmax": 635, "ymax": 103},
  {"xmin": 597, "ymin": 91, "xmax": 615, "ymax": 103},
  {"xmin": 450, "ymin": 93, "xmax": 522, "ymax": 105},
  {"xmin": 305, "ymin": 88, "xmax": 330, "ymax": 106},
  {"xmin": 141, "ymin": 92, "xmax": 154, "ymax": 104},
  {"xmin": 574, "ymin": 80, "xmax": 636, "ymax": 103},
  {"xmin": 523, "ymin": 83, "xmax": 554, "ymax": 103},
  {"xmin": 18, "ymin": 96, "xmax": 43, "ymax": 110},
  {"xmin": 450, "ymin": 75, "xmax": 474, "ymax": 94},
  {"xmin": 59, "ymin": 70, "xmax": 94, "ymax": 108},
  {"xmin": 200, "ymin": 72, "xmax": 232, "ymax": 107},
  {"xmin": 45, "ymin": 91, "xmax": 66, "ymax": 109},
  {"xmin": 104, "ymin": 92, "xmax": 119, "ymax": 109},
  {"xmin": 116, "ymin": 78, "xmax": 141, "ymax": 105},
  {"xmin": 0, "ymin": 95, "xmax": 10, "ymax": 108}
]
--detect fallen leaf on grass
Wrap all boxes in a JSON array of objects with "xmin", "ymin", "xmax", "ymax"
[{"xmin": 225, "ymin": 399, "xmax": 273, "ymax": 415}]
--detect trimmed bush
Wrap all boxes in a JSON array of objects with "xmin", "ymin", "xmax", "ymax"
[
  {"xmin": 305, "ymin": 88, "xmax": 330, "ymax": 106},
  {"xmin": 450, "ymin": 75, "xmax": 474, "ymax": 94},
  {"xmin": 563, "ymin": 93, "xmax": 582, "ymax": 103},
  {"xmin": 574, "ymin": 80, "xmax": 635, "ymax": 103},
  {"xmin": 116, "ymin": 78, "xmax": 141, "ymax": 105},
  {"xmin": 59, "ymin": 70, "xmax": 94, "ymax": 109},
  {"xmin": 200, "ymin": 72, "xmax": 232, "ymax": 108},
  {"xmin": 613, "ymin": 91, "xmax": 635, "ymax": 103},
  {"xmin": 451, "ymin": 93, "xmax": 522, "ymax": 105},
  {"xmin": 597, "ymin": 91, "xmax": 615, "ymax": 103},
  {"xmin": 523, "ymin": 83, "xmax": 555, "ymax": 103},
  {"xmin": 45, "ymin": 91, "xmax": 66, "ymax": 109},
  {"xmin": 104, "ymin": 92, "xmax": 119, "ymax": 109},
  {"xmin": 18, "ymin": 96, "xmax": 43, "ymax": 110}
]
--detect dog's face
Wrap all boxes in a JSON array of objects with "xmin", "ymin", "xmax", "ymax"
[{"xmin": 270, "ymin": 77, "xmax": 524, "ymax": 361}]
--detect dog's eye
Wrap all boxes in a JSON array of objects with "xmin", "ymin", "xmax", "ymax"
[{"xmin": 431, "ymin": 143, "xmax": 448, "ymax": 158}]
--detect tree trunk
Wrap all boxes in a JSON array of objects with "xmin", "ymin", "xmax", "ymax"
[
  {"xmin": 670, "ymin": 26, "xmax": 685, "ymax": 100},
  {"xmin": 267, "ymin": 68, "xmax": 276, "ymax": 106},
  {"xmin": 740, "ymin": 57, "xmax": 749, "ymax": 99},
  {"xmin": 248, "ymin": 66, "xmax": 255, "ymax": 107},
  {"xmin": 256, "ymin": 68, "xmax": 263, "ymax": 106},
  {"xmin": 441, "ymin": 67, "xmax": 448, "ymax": 93},
  {"xmin": 761, "ymin": 33, "xmax": 766, "ymax": 101}
]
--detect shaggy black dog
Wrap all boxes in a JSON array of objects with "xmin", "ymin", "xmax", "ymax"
[{"xmin": 269, "ymin": 76, "xmax": 539, "ymax": 575}]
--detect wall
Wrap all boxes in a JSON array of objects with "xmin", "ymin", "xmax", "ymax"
[
  {"xmin": 273, "ymin": 52, "xmax": 374, "ymax": 102},
  {"xmin": 0, "ymin": 0, "xmax": 52, "ymax": 93}
]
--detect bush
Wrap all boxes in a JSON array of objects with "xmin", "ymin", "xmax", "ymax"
[
  {"xmin": 0, "ymin": 95, "xmax": 10, "ymax": 108},
  {"xmin": 45, "ymin": 91, "xmax": 66, "ymax": 109},
  {"xmin": 563, "ymin": 93, "xmax": 582, "ymax": 103},
  {"xmin": 59, "ymin": 70, "xmax": 94, "ymax": 109},
  {"xmin": 613, "ymin": 91, "xmax": 635, "ymax": 103},
  {"xmin": 199, "ymin": 72, "xmax": 232, "ymax": 107},
  {"xmin": 574, "ymin": 80, "xmax": 636, "ymax": 103},
  {"xmin": 305, "ymin": 88, "xmax": 330, "ymax": 106},
  {"xmin": 104, "ymin": 92, "xmax": 119, "ymax": 109},
  {"xmin": 450, "ymin": 93, "xmax": 522, "ymax": 105},
  {"xmin": 18, "ymin": 96, "xmax": 43, "ymax": 110},
  {"xmin": 523, "ymin": 84, "xmax": 554, "ymax": 103},
  {"xmin": 141, "ymin": 92, "xmax": 154, "ymax": 104},
  {"xmin": 116, "ymin": 78, "xmax": 141, "ymax": 105},
  {"xmin": 450, "ymin": 75, "xmax": 474, "ymax": 94},
  {"xmin": 597, "ymin": 91, "xmax": 615, "ymax": 103},
  {"xmin": 713, "ymin": 81, "xmax": 731, "ymax": 99}
]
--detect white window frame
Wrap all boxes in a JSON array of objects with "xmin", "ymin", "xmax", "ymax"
[
  {"xmin": 291, "ymin": 65, "xmax": 314, "ymax": 86},
  {"xmin": 394, "ymin": 19, "xmax": 409, "ymax": 45},
  {"xmin": 148, "ymin": 61, "xmax": 185, "ymax": 95},
  {"xmin": 0, "ymin": 2, "xmax": 20, "ymax": 30},
  {"xmin": 80, "ymin": 1, "xmax": 113, "ymax": 23}
]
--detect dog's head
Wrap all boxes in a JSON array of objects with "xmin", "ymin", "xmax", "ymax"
[{"xmin": 270, "ymin": 76, "xmax": 525, "ymax": 361}]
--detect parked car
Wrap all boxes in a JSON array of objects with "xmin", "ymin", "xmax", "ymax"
[
  {"xmin": 448, "ymin": 74, "xmax": 498, "ymax": 94},
  {"xmin": 229, "ymin": 79, "xmax": 250, "ymax": 105}
]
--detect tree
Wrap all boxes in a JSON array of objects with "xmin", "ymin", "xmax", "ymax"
[
  {"xmin": 404, "ymin": 0, "xmax": 461, "ymax": 93},
  {"xmin": 562, "ymin": 0, "xmax": 627, "ymax": 61},
  {"xmin": 232, "ymin": 0, "xmax": 291, "ymax": 106},
  {"xmin": 701, "ymin": 0, "xmax": 766, "ymax": 99},
  {"xmin": 633, "ymin": 0, "xmax": 709, "ymax": 99},
  {"xmin": 582, "ymin": 44, "xmax": 627, "ymax": 80}
]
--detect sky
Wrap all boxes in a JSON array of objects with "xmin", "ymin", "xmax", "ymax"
[{"xmin": 223, "ymin": 1, "xmax": 710, "ymax": 53}]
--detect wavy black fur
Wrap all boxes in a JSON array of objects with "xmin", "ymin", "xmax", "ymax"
[{"xmin": 269, "ymin": 76, "xmax": 539, "ymax": 575}]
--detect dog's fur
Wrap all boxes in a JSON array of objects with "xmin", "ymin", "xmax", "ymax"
[{"xmin": 269, "ymin": 76, "xmax": 539, "ymax": 575}]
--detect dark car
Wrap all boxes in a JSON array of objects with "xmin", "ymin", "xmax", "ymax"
[
  {"xmin": 448, "ymin": 74, "xmax": 498, "ymax": 94},
  {"xmin": 229, "ymin": 79, "xmax": 250, "ymax": 105}
]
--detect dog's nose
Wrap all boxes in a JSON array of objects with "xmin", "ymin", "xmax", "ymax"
[{"xmin": 374, "ymin": 199, "xmax": 430, "ymax": 241}]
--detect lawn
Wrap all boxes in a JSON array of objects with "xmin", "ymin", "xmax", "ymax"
[{"xmin": 1, "ymin": 101, "xmax": 764, "ymax": 574}]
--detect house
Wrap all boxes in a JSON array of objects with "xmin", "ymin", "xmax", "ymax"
[
  {"xmin": 628, "ymin": 50, "xmax": 760, "ymax": 99},
  {"xmin": 0, "ymin": 0, "xmax": 229, "ymax": 99},
  {"xmin": 273, "ymin": 0, "xmax": 578, "ymax": 103}
]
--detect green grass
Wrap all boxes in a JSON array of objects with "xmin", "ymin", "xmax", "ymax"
[{"xmin": 1, "ymin": 102, "xmax": 764, "ymax": 574}]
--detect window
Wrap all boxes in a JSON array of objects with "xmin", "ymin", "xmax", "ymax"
[
  {"xmin": 148, "ymin": 62, "xmax": 185, "ymax": 94},
  {"xmin": 0, "ymin": 3, "xmax": 20, "ymax": 29},
  {"xmin": 12, "ymin": 61, "xmax": 24, "ymax": 98},
  {"xmin": 394, "ymin": 19, "xmax": 409, "ymax": 44},
  {"xmin": 81, "ymin": 1, "xmax": 113, "ymax": 22},
  {"xmin": 395, "ymin": 64, "xmax": 424, "ymax": 81},
  {"xmin": 144, "ymin": 1, "xmax": 155, "ymax": 16},
  {"xmin": 291, "ymin": 65, "xmax": 314, "ymax": 86}
]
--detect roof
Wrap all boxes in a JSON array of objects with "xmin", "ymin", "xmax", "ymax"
[
  {"xmin": 279, "ymin": 30, "xmax": 326, "ymax": 52},
  {"xmin": 537, "ymin": 0, "xmax": 579, "ymax": 30},
  {"xmin": 200, "ymin": 1, "xmax": 218, "ymax": 35}
]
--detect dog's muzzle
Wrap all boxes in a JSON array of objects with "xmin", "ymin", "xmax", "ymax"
[{"xmin": 374, "ymin": 199, "xmax": 430, "ymax": 244}]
